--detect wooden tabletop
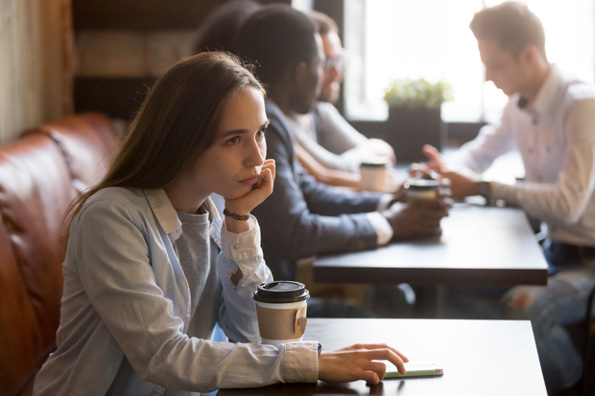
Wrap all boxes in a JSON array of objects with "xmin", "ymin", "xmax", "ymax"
[
  {"xmin": 218, "ymin": 318, "xmax": 547, "ymax": 396},
  {"xmin": 313, "ymin": 204, "xmax": 548, "ymax": 286}
]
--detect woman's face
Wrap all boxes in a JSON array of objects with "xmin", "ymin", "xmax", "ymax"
[{"xmin": 188, "ymin": 87, "xmax": 268, "ymax": 201}]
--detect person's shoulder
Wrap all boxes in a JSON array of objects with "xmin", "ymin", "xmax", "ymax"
[
  {"xmin": 566, "ymin": 81, "xmax": 595, "ymax": 102},
  {"xmin": 81, "ymin": 187, "xmax": 148, "ymax": 219},
  {"xmin": 265, "ymin": 99, "xmax": 283, "ymax": 120},
  {"xmin": 315, "ymin": 101, "xmax": 341, "ymax": 118},
  {"xmin": 87, "ymin": 186, "xmax": 144, "ymax": 204},
  {"xmin": 557, "ymin": 68, "xmax": 595, "ymax": 101},
  {"xmin": 265, "ymin": 99, "xmax": 292, "ymax": 139}
]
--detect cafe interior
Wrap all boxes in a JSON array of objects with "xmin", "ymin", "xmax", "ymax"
[{"xmin": 1, "ymin": 0, "xmax": 595, "ymax": 395}]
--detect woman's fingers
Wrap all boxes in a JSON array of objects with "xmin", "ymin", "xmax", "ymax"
[
  {"xmin": 361, "ymin": 348, "xmax": 407, "ymax": 374},
  {"xmin": 319, "ymin": 343, "xmax": 409, "ymax": 384},
  {"xmin": 256, "ymin": 160, "xmax": 275, "ymax": 192},
  {"xmin": 346, "ymin": 344, "xmax": 408, "ymax": 374},
  {"xmin": 224, "ymin": 160, "xmax": 276, "ymax": 215},
  {"xmin": 364, "ymin": 361, "xmax": 388, "ymax": 380},
  {"xmin": 361, "ymin": 369, "xmax": 381, "ymax": 386},
  {"xmin": 262, "ymin": 159, "xmax": 276, "ymax": 180}
]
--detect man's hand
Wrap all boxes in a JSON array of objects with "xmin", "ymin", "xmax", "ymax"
[
  {"xmin": 382, "ymin": 201, "xmax": 448, "ymax": 240},
  {"xmin": 422, "ymin": 144, "xmax": 447, "ymax": 173},
  {"xmin": 439, "ymin": 169, "xmax": 481, "ymax": 198},
  {"xmin": 318, "ymin": 343, "xmax": 408, "ymax": 385},
  {"xmin": 413, "ymin": 145, "xmax": 482, "ymax": 199}
]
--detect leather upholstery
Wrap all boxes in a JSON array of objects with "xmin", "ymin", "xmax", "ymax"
[
  {"xmin": 23, "ymin": 112, "xmax": 121, "ymax": 191},
  {"xmin": 0, "ymin": 113, "xmax": 120, "ymax": 396}
]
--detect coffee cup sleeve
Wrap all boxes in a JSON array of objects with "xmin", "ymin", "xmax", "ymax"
[{"xmin": 294, "ymin": 305, "xmax": 308, "ymax": 335}]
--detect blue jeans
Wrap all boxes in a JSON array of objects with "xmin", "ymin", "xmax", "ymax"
[{"xmin": 501, "ymin": 238, "xmax": 595, "ymax": 393}]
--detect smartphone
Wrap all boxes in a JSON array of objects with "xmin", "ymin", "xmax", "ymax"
[{"xmin": 384, "ymin": 360, "xmax": 444, "ymax": 379}]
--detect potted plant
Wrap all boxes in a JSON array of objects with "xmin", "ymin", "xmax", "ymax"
[{"xmin": 383, "ymin": 78, "xmax": 452, "ymax": 163}]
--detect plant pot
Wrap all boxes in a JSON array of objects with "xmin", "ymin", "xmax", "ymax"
[{"xmin": 385, "ymin": 106, "xmax": 447, "ymax": 164}]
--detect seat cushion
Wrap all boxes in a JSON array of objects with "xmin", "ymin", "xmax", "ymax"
[
  {"xmin": 0, "ymin": 133, "xmax": 79, "ymax": 396},
  {"xmin": 0, "ymin": 217, "xmax": 43, "ymax": 396}
]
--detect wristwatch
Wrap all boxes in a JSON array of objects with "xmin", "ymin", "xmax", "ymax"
[{"xmin": 477, "ymin": 181, "xmax": 492, "ymax": 199}]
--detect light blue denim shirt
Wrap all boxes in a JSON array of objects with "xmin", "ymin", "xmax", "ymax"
[{"xmin": 33, "ymin": 187, "xmax": 318, "ymax": 396}]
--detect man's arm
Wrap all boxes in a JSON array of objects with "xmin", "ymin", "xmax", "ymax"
[
  {"xmin": 252, "ymin": 114, "xmax": 379, "ymax": 269},
  {"xmin": 315, "ymin": 102, "xmax": 396, "ymax": 166},
  {"xmin": 447, "ymin": 98, "xmax": 518, "ymax": 174},
  {"xmin": 419, "ymin": 98, "xmax": 518, "ymax": 197},
  {"xmin": 492, "ymin": 98, "xmax": 595, "ymax": 224},
  {"xmin": 315, "ymin": 102, "xmax": 368, "ymax": 154}
]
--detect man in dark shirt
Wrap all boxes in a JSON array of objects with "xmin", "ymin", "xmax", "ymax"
[{"xmin": 235, "ymin": 5, "xmax": 448, "ymax": 316}]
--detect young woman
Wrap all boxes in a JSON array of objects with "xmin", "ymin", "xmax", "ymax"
[{"xmin": 33, "ymin": 52, "xmax": 408, "ymax": 396}]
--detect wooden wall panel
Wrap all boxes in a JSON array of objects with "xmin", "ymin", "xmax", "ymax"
[
  {"xmin": 73, "ymin": 0, "xmax": 291, "ymax": 31},
  {"xmin": 72, "ymin": 0, "xmax": 291, "ymax": 120}
]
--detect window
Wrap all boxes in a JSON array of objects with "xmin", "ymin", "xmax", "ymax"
[{"xmin": 343, "ymin": 0, "xmax": 595, "ymax": 123}]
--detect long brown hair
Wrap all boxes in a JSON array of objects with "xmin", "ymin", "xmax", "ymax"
[{"xmin": 66, "ymin": 52, "xmax": 264, "ymax": 230}]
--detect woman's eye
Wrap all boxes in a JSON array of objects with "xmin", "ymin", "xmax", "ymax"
[
  {"xmin": 257, "ymin": 127, "xmax": 267, "ymax": 138},
  {"xmin": 226, "ymin": 136, "xmax": 241, "ymax": 145}
]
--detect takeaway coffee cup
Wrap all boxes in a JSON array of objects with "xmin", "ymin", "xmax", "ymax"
[
  {"xmin": 405, "ymin": 178, "xmax": 440, "ymax": 205},
  {"xmin": 360, "ymin": 159, "xmax": 389, "ymax": 191},
  {"xmin": 253, "ymin": 281, "xmax": 310, "ymax": 346}
]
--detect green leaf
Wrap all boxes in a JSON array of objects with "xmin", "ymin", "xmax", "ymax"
[{"xmin": 383, "ymin": 78, "xmax": 453, "ymax": 109}]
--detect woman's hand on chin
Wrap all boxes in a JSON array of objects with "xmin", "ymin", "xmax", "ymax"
[{"xmin": 224, "ymin": 159, "xmax": 275, "ymax": 232}]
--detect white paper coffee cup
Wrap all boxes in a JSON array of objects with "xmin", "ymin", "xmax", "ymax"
[
  {"xmin": 253, "ymin": 281, "xmax": 310, "ymax": 346},
  {"xmin": 360, "ymin": 159, "xmax": 389, "ymax": 192}
]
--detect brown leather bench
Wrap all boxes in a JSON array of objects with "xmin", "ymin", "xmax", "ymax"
[{"xmin": 0, "ymin": 113, "xmax": 120, "ymax": 396}]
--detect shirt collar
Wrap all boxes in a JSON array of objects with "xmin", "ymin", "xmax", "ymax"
[
  {"xmin": 144, "ymin": 189, "xmax": 181, "ymax": 238},
  {"xmin": 526, "ymin": 64, "xmax": 562, "ymax": 117},
  {"xmin": 203, "ymin": 198, "xmax": 221, "ymax": 222},
  {"xmin": 143, "ymin": 189, "xmax": 220, "ymax": 240}
]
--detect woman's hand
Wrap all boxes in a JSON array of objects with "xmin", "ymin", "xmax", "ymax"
[
  {"xmin": 318, "ymin": 344, "xmax": 409, "ymax": 386},
  {"xmin": 224, "ymin": 159, "xmax": 275, "ymax": 233}
]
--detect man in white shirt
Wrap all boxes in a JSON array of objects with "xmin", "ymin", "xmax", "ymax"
[{"xmin": 421, "ymin": 3, "xmax": 595, "ymax": 394}]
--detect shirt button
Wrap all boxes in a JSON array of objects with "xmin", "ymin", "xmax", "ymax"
[{"xmin": 233, "ymin": 243, "xmax": 240, "ymax": 250}]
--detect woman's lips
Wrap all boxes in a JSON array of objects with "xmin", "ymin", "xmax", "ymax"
[{"xmin": 239, "ymin": 176, "xmax": 259, "ymax": 185}]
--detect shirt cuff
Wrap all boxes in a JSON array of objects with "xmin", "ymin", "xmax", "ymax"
[
  {"xmin": 365, "ymin": 212, "xmax": 393, "ymax": 245},
  {"xmin": 490, "ymin": 181, "xmax": 518, "ymax": 206},
  {"xmin": 376, "ymin": 193, "xmax": 394, "ymax": 211},
  {"xmin": 282, "ymin": 341, "xmax": 319, "ymax": 383},
  {"xmin": 221, "ymin": 215, "xmax": 263, "ymax": 262}
]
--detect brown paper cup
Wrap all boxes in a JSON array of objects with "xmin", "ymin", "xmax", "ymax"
[
  {"xmin": 255, "ymin": 300, "xmax": 308, "ymax": 346},
  {"xmin": 405, "ymin": 178, "xmax": 440, "ymax": 205},
  {"xmin": 253, "ymin": 281, "xmax": 310, "ymax": 346}
]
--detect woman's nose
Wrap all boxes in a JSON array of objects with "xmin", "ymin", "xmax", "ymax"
[{"xmin": 245, "ymin": 138, "xmax": 266, "ymax": 167}]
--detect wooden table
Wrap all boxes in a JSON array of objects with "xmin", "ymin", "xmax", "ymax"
[
  {"xmin": 218, "ymin": 318, "xmax": 547, "ymax": 396},
  {"xmin": 313, "ymin": 204, "xmax": 548, "ymax": 286}
]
